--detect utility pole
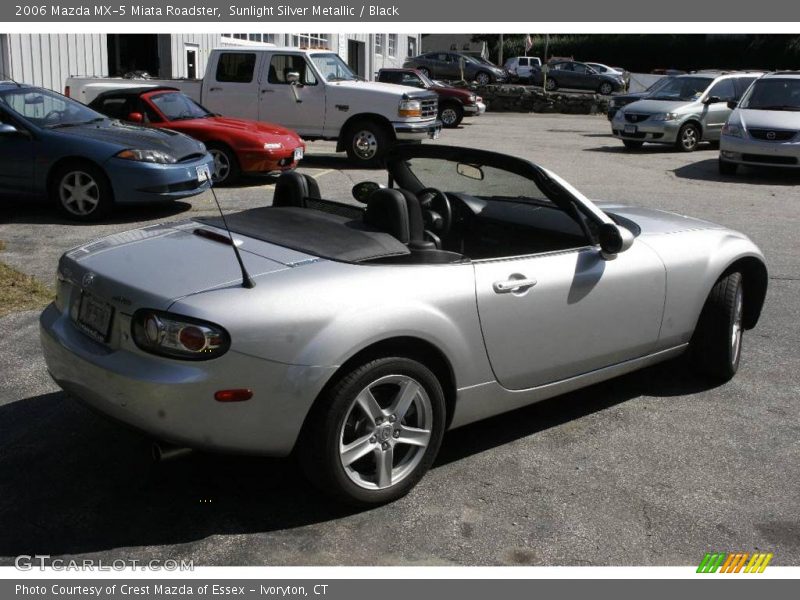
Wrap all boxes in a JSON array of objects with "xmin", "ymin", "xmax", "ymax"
[{"xmin": 498, "ymin": 33, "xmax": 504, "ymax": 66}]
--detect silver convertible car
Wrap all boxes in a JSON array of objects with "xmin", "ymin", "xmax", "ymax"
[{"xmin": 40, "ymin": 145, "xmax": 768, "ymax": 505}]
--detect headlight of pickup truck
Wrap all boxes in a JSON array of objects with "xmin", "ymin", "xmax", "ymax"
[
  {"xmin": 116, "ymin": 149, "xmax": 177, "ymax": 164},
  {"xmin": 398, "ymin": 99, "xmax": 422, "ymax": 118}
]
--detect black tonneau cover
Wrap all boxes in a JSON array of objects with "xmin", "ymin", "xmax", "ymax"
[{"xmin": 197, "ymin": 206, "xmax": 410, "ymax": 263}]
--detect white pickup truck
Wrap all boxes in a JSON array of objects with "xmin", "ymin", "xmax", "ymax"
[{"xmin": 66, "ymin": 47, "xmax": 442, "ymax": 163}]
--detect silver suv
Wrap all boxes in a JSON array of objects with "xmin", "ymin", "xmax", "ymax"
[{"xmin": 611, "ymin": 72, "xmax": 763, "ymax": 151}]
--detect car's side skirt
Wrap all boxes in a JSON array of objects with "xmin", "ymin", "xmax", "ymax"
[{"xmin": 449, "ymin": 343, "xmax": 689, "ymax": 429}]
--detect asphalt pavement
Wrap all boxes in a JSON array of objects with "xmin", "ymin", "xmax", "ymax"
[{"xmin": 0, "ymin": 113, "xmax": 798, "ymax": 566}]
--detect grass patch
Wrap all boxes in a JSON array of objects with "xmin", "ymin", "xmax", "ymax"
[{"xmin": 0, "ymin": 241, "xmax": 53, "ymax": 317}]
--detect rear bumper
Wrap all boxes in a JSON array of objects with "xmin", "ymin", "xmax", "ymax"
[
  {"xmin": 720, "ymin": 135, "xmax": 800, "ymax": 168},
  {"xmin": 104, "ymin": 154, "xmax": 215, "ymax": 204},
  {"xmin": 238, "ymin": 148, "xmax": 303, "ymax": 175},
  {"xmin": 393, "ymin": 120, "xmax": 443, "ymax": 141},
  {"xmin": 39, "ymin": 303, "xmax": 335, "ymax": 456}
]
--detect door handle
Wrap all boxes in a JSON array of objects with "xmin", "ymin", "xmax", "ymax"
[
  {"xmin": 209, "ymin": 87, "xmax": 222, "ymax": 92},
  {"xmin": 493, "ymin": 277, "xmax": 537, "ymax": 294},
  {"xmin": 261, "ymin": 89, "xmax": 274, "ymax": 93}
]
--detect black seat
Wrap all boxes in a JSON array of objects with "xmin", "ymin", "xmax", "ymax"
[
  {"xmin": 272, "ymin": 171, "xmax": 321, "ymax": 208},
  {"xmin": 363, "ymin": 188, "xmax": 430, "ymax": 246}
]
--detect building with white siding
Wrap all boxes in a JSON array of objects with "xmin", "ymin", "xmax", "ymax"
[{"xmin": 0, "ymin": 33, "xmax": 422, "ymax": 92}]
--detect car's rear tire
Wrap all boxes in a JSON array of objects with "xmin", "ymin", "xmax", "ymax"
[
  {"xmin": 344, "ymin": 119, "xmax": 392, "ymax": 165},
  {"xmin": 207, "ymin": 142, "xmax": 240, "ymax": 186},
  {"xmin": 51, "ymin": 162, "xmax": 113, "ymax": 222},
  {"xmin": 689, "ymin": 272, "xmax": 744, "ymax": 382},
  {"xmin": 299, "ymin": 357, "xmax": 446, "ymax": 506},
  {"xmin": 718, "ymin": 158, "xmax": 738, "ymax": 175},
  {"xmin": 676, "ymin": 123, "xmax": 700, "ymax": 152},
  {"xmin": 623, "ymin": 140, "xmax": 644, "ymax": 149},
  {"xmin": 439, "ymin": 102, "xmax": 464, "ymax": 128},
  {"xmin": 544, "ymin": 78, "xmax": 558, "ymax": 91},
  {"xmin": 598, "ymin": 82, "xmax": 614, "ymax": 95}
]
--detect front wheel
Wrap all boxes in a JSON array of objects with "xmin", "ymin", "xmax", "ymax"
[
  {"xmin": 544, "ymin": 78, "xmax": 558, "ymax": 91},
  {"xmin": 207, "ymin": 143, "xmax": 240, "ymax": 185},
  {"xmin": 475, "ymin": 71, "xmax": 491, "ymax": 86},
  {"xmin": 598, "ymin": 82, "xmax": 614, "ymax": 95},
  {"xmin": 299, "ymin": 357, "xmax": 446, "ymax": 506},
  {"xmin": 439, "ymin": 103, "xmax": 464, "ymax": 128},
  {"xmin": 689, "ymin": 272, "xmax": 744, "ymax": 381},
  {"xmin": 51, "ymin": 162, "xmax": 113, "ymax": 222},
  {"xmin": 345, "ymin": 120, "xmax": 392, "ymax": 165},
  {"xmin": 676, "ymin": 123, "xmax": 700, "ymax": 152}
]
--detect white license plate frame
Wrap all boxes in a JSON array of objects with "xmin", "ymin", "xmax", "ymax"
[
  {"xmin": 624, "ymin": 124, "xmax": 638, "ymax": 134},
  {"xmin": 76, "ymin": 293, "xmax": 114, "ymax": 343},
  {"xmin": 293, "ymin": 147, "xmax": 304, "ymax": 161},
  {"xmin": 197, "ymin": 164, "xmax": 212, "ymax": 183}
]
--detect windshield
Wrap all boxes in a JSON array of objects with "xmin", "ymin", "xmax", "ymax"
[
  {"xmin": 150, "ymin": 92, "xmax": 212, "ymax": 120},
  {"xmin": 310, "ymin": 53, "xmax": 358, "ymax": 82},
  {"xmin": 405, "ymin": 157, "xmax": 554, "ymax": 206},
  {"xmin": 0, "ymin": 87, "xmax": 104, "ymax": 128},
  {"xmin": 647, "ymin": 76, "xmax": 713, "ymax": 101},
  {"xmin": 740, "ymin": 78, "xmax": 800, "ymax": 111},
  {"xmin": 645, "ymin": 77, "xmax": 673, "ymax": 94}
]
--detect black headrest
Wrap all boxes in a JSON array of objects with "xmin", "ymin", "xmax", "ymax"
[
  {"xmin": 272, "ymin": 171, "xmax": 320, "ymax": 208},
  {"xmin": 364, "ymin": 188, "xmax": 425, "ymax": 245}
]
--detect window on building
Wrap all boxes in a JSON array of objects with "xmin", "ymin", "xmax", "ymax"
[
  {"xmin": 221, "ymin": 33, "xmax": 279, "ymax": 44},
  {"xmin": 388, "ymin": 34, "xmax": 397, "ymax": 57},
  {"xmin": 375, "ymin": 34, "xmax": 384, "ymax": 56},
  {"xmin": 215, "ymin": 53, "xmax": 256, "ymax": 83},
  {"xmin": 407, "ymin": 37, "xmax": 417, "ymax": 58},
  {"xmin": 291, "ymin": 34, "xmax": 329, "ymax": 49}
]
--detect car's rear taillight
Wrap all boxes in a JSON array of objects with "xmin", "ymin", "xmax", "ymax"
[
  {"xmin": 131, "ymin": 309, "xmax": 230, "ymax": 361},
  {"xmin": 64, "ymin": 86, "xmax": 70, "ymax": 97}
]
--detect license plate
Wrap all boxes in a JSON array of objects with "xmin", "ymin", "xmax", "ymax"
[
  {"xmin": 293, "ymin": 147, "xmax": 304, "ymax": 161},
  {"xmin": 197, "ymin": 164, "xmax": 211, "ymax": 183},
  {"xmin": 624, "ymin": 124, "xmax": 638, "ymax": 134},
  {"xmin": 77, "ymin": 293, "xmax": 114, "ymax": 342}
]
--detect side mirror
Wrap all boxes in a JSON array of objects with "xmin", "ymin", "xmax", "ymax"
[
  {"xmin": 286, "ymin": 72, "xmax": 301, "ymax": 85},
  {"xmin": 127, "ymin": 112, "xmax": 144, "ymax": 123},
  {"xmin": 704, "ymin": 95, "xmax": 722, "ymax": 104},
  {"xmin": 0, "ymin": 123, "xmax": 19, "ymax": 135},
  {"xmin": 599, "ymin": 222, "xmax": 634, "ymax": 260},
  {"xmin": 727, "ymin": 100, "xmax": 738, "ymax": 109},
  {"xmin": 352, "ymin": 181, "xmax": 382, "ymax": 203}
]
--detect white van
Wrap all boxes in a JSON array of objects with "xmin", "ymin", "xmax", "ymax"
[{"xmin": 503, "ymin": 56, "xmax": 543, "ymax": 82}]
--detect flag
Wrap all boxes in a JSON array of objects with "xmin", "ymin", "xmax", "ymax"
[{"xmin": 525, "ymin": 34, "xmax": 533, "ymax": 52}]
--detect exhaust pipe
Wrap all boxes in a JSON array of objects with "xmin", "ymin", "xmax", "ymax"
[{"xmin": 152, "ymin": 442, "xmax": 193, "ymax": 463}]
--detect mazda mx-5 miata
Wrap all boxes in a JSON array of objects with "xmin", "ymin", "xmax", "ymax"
[{"xmin": 40, "ymin": 145, "xmax": 768, "ymax": 505}]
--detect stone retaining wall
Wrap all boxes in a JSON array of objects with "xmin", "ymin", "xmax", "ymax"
[{"xmin": 452, "ymin": 82, "xmax": 611, "ymax": 115}]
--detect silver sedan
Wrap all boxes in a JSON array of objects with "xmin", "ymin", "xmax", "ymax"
[{"xmin": 40, "ymin": 145, "xmax": 768, "ymax": 505}]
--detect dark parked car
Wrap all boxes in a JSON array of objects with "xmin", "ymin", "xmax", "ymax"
[
  {"xmin": 0, "ymin": 82, "xmax": 213, "ymax": 221},
  {"xmin": 377, "ymin": 68, "xmax": 485, "ymax": 128},
  {"xmin": 607, "ymin": 76, "xmax": 676, "ymax": 120},
  {"xmin": 403, "ymin": 52, "xmax": 507, "ymax": 85},
  {"xmin": 531, "ymin": 61, "xmax": 625, "ymax": 95}
]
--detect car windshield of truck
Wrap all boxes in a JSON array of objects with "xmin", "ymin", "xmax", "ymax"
[
  {"xmin": 740, "ymin": 79, "xmax": 800, "ymax": 111},
  {"xmin": 150, "ymin": 92, "xmax": 212, "ymax": 120},
  {"xmin": 310, "ymin": 53, "xmax": 358, "ymax": 82},
  {"xmin": 647, "ymin": 76, "xmax": 713, "ymax": 101},
  {"xmin": 0, "ymin": 88, "xmax": 104, "ymax": 128}
]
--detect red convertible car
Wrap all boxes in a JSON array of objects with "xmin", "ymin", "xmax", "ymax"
[{"xmin": 89, "ymin": 87, "xmax": 305, "ymax": 185}]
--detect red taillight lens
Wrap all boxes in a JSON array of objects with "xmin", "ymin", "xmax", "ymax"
[
  {"xmin": 131, "ymin": 309, "xmax": 230, "ymax": 361},
  {"xmin": 64, "ymin": 86, "xmax": 71, "ymax": 97},
  {"xmin": 215, "ymin": 389, "xmax": 253, "ymax": 402}
]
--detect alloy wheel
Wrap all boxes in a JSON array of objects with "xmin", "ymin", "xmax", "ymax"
[
  {"xmin": 680, "ymin": 125, "xmax": 699, "ymax": 151},
  {"xmin": 476, "ymin": 72, "xmax": 490, "ymax": 86},
  {"xmin": 440, "ymin": 107, "xmax": 458, "ymax": 126},
  {"xmin": 59, "ymin": 170, "xmax": 100, "ymax": 217},
  {"xmin": 545, "ymin": 79, "xmax": 557, "ymax": 91},
  {"xmin": 338, "ymin": 374, "xmax": 433, "ymax": 490},
  {"xmin": 209, "ymin": 148, "xmax": 231, "ymax": 183},
  {"xmin": 599, "ymin": 83, "xmax": 613, "ymax": 95}
]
